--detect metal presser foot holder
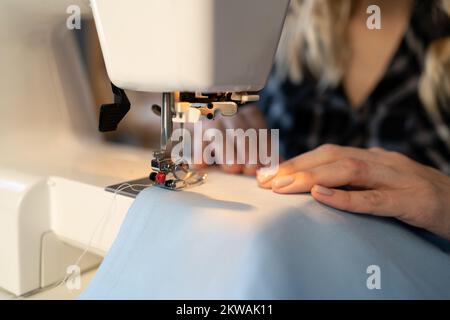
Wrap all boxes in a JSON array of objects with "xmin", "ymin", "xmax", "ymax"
[
  {"xmin": 149, "ymin": 150, "xmax": 207, "ymax": 191},
  {"xmin": 147, "ymin": 91, "xmax": 258, "ymax": 190},
  {"xmin": 100, "ymin": 87, "xmax": 206, "ymax": 197},
  {"xmin": 99, "ymin": 84, "xmax": 257, "ymax": 197},
  {"xmin": 147, "ymin": 92, "xmax": 207, "ymax": 191}
]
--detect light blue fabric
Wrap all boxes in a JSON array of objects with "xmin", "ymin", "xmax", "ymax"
[{"xmin": 81, "ymin": 173, "xmax": 450, "ymax": 299}]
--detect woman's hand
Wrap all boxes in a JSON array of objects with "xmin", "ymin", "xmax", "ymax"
[
  {"xmin": 191, "ymin": 104, "xmax": 268, "ymax": 176},
  {"xmin": 257, "ymin": 144, "xmax": 450, "ymax": 240}
]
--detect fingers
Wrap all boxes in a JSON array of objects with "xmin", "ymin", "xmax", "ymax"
[
  {"xmin": 191, "ymin": 163, "xmax": 208, "ymax": 170},
  {"xmin": 188, "ymin": 106, "xmax": 267, "ymax": 176},
  {"xmin": 199, "ymin": 118, "xmax": 225, "ymax": 166},
  {"xmin": 243, "ymin": 164, "xmax": 258, "ymax": 176},
  {"xmin": 240, "ymin": 104, "xmax": 267, "ymax": 130},
  {"xmin": 311, "ymin": 185, "xmax": 395, "ymax": 217},
  {"xmin": 221, "ymin": 163, "xmax": 258, "ymax": 176},
  {"xmin": 257, "ymin": 144, "xmax": 382, "ymax": 188},
  {"xmin": 270, "ymin": 158, "xmax": 393, "ymax": 194},
  {"xmin": 220, "ymin": 113, "xmax": 249, "ymax": 132},
  {"xmin": 219, "ymin": 116, "xmax": 245, "ymax": 173},
  {"xmin": 219, "ymin": 111, "xmax": 262, "ymax": 175},
  {"xmin": 220, "ymin": 163, "xmax": 246, "ymax": 174},
  {"xmin": 280, "ymin": 144, "xmax": 375, "ymax": 172},
  {"xmin": 239, "ymin": 105, "xmax": 269, "ymax": 175}
]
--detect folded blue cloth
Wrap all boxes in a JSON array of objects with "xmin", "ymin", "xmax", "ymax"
[{"xmin": 81, "ymin": 173, "xmax": 450, "ymax": 299}]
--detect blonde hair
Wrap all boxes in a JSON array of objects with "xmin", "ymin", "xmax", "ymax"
[
  {"xmin": 276, "ymin": 0, "xmax": 352, "ymax": 88},
  {"xmin": 418, "ymin": 0, "xmax": 450, "ymax": 149},
  {"xmin": 276, "ymin": 0, "xmax": 450, "ymax": 148}
]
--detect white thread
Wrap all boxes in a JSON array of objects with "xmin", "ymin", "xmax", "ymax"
[
  {"xmin": 46, "ymin": 183, "xmax": 152, "ymax": 289},
  {"xmin": 14, "ymin": 175, "xmax": 201, "ymax": 299}
]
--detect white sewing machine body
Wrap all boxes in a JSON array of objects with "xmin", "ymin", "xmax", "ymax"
[
  {"xmin": 0, "ymin": 0, "xmax": 288, "ymax": 297},
  {"xmin": 92, "ymin": 0, "xmax": 287, "ymax": 93}
]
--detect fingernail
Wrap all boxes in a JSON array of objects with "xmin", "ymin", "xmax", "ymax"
[
  {"xmin": 257, "ymin": 172, "xmax": 274, "ymax": 183},
  {"xmin": 314, "ymin": 185, "xmax": 334, "ymax": 196},
  {"xmin": 256, "ymin": 167, "xmax": 278, "ymax": 183},
  {"xmin": 272, "ymin": 175, "xmax": 295, "ymax": 189},
  {"xmin": 257, "ymin": 173, "xmax": 275, "ymax": 184}
]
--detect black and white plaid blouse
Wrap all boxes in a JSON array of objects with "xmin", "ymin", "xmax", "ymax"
[{"xmin": 260, "ymin": 1, "xmax": 450, "ymax": 174}]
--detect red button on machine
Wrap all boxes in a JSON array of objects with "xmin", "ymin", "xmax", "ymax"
[{"xmin": 155, "ymin": 172, "xmax": 166, "ymax": 184}]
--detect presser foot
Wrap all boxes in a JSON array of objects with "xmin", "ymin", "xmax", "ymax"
[
  {"xmin": 148, "ymin": 169, "xmax": 207, "ymax": 190},
  {"xmin": 104, "ymin": 166, "xmax": 207, "ymax": 198},
  {"xmin": 149, "ymin": 154, "xmax": 207, "ymax": 190}
]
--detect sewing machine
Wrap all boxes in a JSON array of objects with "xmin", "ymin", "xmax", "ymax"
[{"xmin": 0, "ymin": 0, "xmax": 288, "ymax": 298}]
